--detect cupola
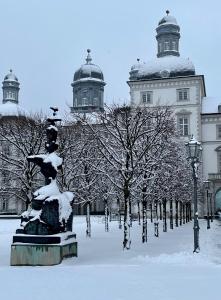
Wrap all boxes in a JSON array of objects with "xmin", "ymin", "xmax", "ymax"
[
  {"xmin": 156, "ymin": 10, "xmax": 180, "ymax": 58},
  {"xmin": 2, "ymin": 69, "xmax": 20, "ymax": 104}
]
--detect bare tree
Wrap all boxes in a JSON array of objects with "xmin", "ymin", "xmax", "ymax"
[
  {"xmin": 79, "ymin": 105, "xmax": 176, "ymax": 249},
  {"xmin": 0, "ymin": 115, "xmax": 46, "ymax": 211}
]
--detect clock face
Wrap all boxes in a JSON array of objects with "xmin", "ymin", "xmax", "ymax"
[{"xmin": 160, "ymin": 70, "xmax": 170, "ymax": 78}]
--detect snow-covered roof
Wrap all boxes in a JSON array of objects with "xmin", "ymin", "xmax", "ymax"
[
  {"xmin": 130, "ymin": 56, "xmax": 195, "ymax": 80},
  {"xmin": 73, "ymin": 49, "xmax": 104, "ymax": 82},
  {"xmin": 74, "ymin": 63, "xmax": 104, "ymax": 81},
  {"xmin": 202, "ymin": 97, "xmax": 221, "ymax": 114},
  {"xmin": 72, "ymin": 77, "xmax": 105, "ymax": 84},
  {"xmin": 158, "ymin": 15, "xmax": 178, "ymax": 26},
  {"xmin": 4, "ymin": 70, "xmax": 18, "ymax": 82},
  {"xmin": 0, "ymin": 102, "xmax": 26, "ymax": 117}
]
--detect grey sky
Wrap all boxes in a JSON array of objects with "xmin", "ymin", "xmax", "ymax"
[{"xmin": 0, "ymin": 0, "xmax": 220, "ymax": 115}]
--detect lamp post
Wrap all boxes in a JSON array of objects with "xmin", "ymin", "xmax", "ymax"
[
  {"xmin": 204, "ymin": 180, "xmax": 211, "ymax": 229},
  {"xmin": 185, "ymin": 135, "xmax": 202, "ymax": 253},
  {"xmin": 209, "ymin": 192, "xmax": 213, "ymax": 222}
]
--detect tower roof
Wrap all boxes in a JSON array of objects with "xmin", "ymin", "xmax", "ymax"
[
  {"xmin": 4, "ymin": 69, "xmax": 19, "ymax": 82},
  {"xmin": 73, "ymin": 49, "xmax": 104, "ymax": 82},
  {"xmin": 158, "ymin": 10, "xmax": 178, "ymax": 26}
]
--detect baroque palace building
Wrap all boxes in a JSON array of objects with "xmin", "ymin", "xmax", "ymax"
[
  {"xmin": 1, "ymin": 12, "xmax": 221, "ymax": 216},
  {"xmin": 127, "ymin": 11, "xmax": 221, "ymax": 216}
]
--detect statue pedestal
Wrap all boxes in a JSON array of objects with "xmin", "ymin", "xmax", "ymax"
[{"xmin": 10, "ymin": 232, "xmax": 77, "ymax": 266}]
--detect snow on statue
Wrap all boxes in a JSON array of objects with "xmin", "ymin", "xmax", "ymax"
[{"xmin": 20, "ymin": 107, "xmax": 73, "ymax": 235}]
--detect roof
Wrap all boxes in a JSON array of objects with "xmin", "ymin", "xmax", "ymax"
[
  {"xmin": 129, "ymin": 56, "xmax": 195, "ymax": 80},
  {"xmin": 158, "ymin": 14, "xmax": 178, "ymax": 26},
  {"xmin": 4, "ymin": 70, "xmax": 18, "ymax": 82},
  {"xmin": 0, "ymin": 102, "xmax": 26, "ymax": 117}
]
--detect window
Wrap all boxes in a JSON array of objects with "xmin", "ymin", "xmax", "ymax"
[
  {"xmin": 216, "ymin": 125, "xmax": 221, "ymax": 139},
  {"xmin": 1, "ymin": 198, "xmax": 8, "ymax": 212},
  {"xmin": 172, "ymin": 41, "xmax": 176, "ymax": 50},
  {"xmin": 178, "ymin": 116, "xmax": 189, "ymax": 136},
  {"xmin": 141, "ymin": 91, "xmax": 153, "ymax": 104},
  {"xmin": 159, "ymin": 43, "xmax": 162, "ymax": 53},
  {"xmin": 177, "ymin": 88, "xmax": 190, "ymax": 101},
  {"xmin": 164, "ymin": 41, "xmax": 170, "ymax": 51},
  {"xmin": 82, "ymin": 89, "xmax": 88, "ymax": 106},
  {"xmin": 218, "ymin": 151, "xmax": 221, "ymax": 173}
]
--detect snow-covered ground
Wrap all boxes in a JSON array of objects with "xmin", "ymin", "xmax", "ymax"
[{"xmin": 0, "ymin": 217, "xmax": 221, "ymax": 300}]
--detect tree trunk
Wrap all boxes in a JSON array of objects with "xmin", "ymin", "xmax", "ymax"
[
  {"xmin": 170, "ymin": 199, "xmax": 173, "ymax": 230},
  {"xmin": 159, "ymin": 202, "xmax": 162, "ymax": 220},
  {"xmin": 175, "ymin": 199, "xmax": 179, "ymax": 227},
  {"xmin": 154, "ymin": 200, "xmax": 159, "ymax": 237},
  {"xmin": 179, "ymin": 201, "xmax": 182, "ymax": 226},
  {"xmin": 142, "ymin": 200, "xmax": 147, "ymax": 243},
  {"xmin": 123, "ymin": 187, "xmax": 131, "ymax": 250},
  {"xmin": 163, "ymin": 200, "xmax": 167, "ymax": 232},
  {"xmin": 117, "ymin": 199, "xmax": 122, "ymax": 229},
  {"xmin": 129, "ymin": 198, "xmax": 132, "ymax": 227},
  {"xmin": 190, "ymin": 203, "xmax": 192, "ymax": 221},
  {"xmin": 183, "ymin": 203, "xmax": 185, "ymax": 224},
  {"xmin": 104, "ymin": 200, "xmax": 109, "ymax": 232},
  {"xmin": 109, "ymin": 206, "xmax": 112, "ymax": 222},
  {"xmin": 185, "ymin": 203, "xmax": 188, "ymax": 223},
  {"xmin": 150, "ymin": 203, "xmax": 153, "ymax": 223},
  {"xmin": 86, "ymin": 201, "xmax": 91, "ymax": 237},
  {"xmin": 137, "ymin": 201, "xmax": 141, "ymax": 225}
]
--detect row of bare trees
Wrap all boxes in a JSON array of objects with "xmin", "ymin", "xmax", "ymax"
[{"xmin": 0, "ymin": 105, "xmax": 199, "ymax": 249}]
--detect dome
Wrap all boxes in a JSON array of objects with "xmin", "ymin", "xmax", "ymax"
[
  {"xmin": 4, "ymin": 69, "xmax": 18, "ymax": 82},
  {"xmin": 73, "ymin": 49, "xmax": 104, "ymax": 82},
  {"xmin": 129, "ymin": 56, "xmax": 195, "ymax": 80},
  {"xmin": 158, "ymin": 11, "xmax": 178, "ymax": 26}
]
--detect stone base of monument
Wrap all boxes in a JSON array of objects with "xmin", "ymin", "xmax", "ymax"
[{"xmin": 10, "ymin": 232, "xmax": 77, "ymax": 266}]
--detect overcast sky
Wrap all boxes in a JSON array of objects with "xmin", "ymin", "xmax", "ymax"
[{"xmin": 0, "ymin": 0, "xmax": 220, "ymax": 115}]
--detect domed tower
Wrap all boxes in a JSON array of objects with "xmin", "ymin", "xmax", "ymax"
[
  {"xmin": 2, "ymin": 69, "xmax": 20, "ymax": 104},
  {"xmin": 71, "ymin": 49, "xmax": 106, "ymax": 114},
  {"xmin": 156, "ymin": 10, "xmax": 180, "ymax": 58}
]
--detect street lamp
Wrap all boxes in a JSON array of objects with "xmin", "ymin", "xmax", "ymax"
[
  {"xmin": 203, "ymin": 180, "xmax": 211, "ymax": 229},
  {"xmin": 185, "ymin": 135, "xmax": 202, "ymax": 253},
  {"xmin": 209, "ymin": 191, "xmax": 213, "ymax": 222}
]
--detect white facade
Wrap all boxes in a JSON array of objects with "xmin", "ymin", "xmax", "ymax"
[
  {"xmin": 128, "ymin": 11, "xmax": 221, "ymax": 215},
  {"xmin": 129, "ymin": 75, "xmax": 205, "ymax": 142}
]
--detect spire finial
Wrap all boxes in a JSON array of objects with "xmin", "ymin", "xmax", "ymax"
[
  {"xmin": 86, "ymin": 49, "xmax": 92, "ymax": 64},
  {"xmin": 10, "ymin": 69, "xmax": 13, "ymax": 73},
  {"xmin": 166, "ymin": 10, "xmax": 170, "ymax": 16},
  {"xmin": 137, "ymin": 58, "xmax": 140, "ymax": 63}
]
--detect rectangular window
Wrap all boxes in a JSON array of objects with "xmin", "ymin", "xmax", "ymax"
[
  {"xmin": 1, "ymin": 199, "xmax": 8, "ymax": 212},
  {"xmin": 164, "ymin": 41, "xmax": 170, "ymax": 51},
  {"xmin": 216, "ymin": 125, "xmax": 221, "ymax": 139},
  {"xmin": 172, "ymin": 41, "xmax": 176, "ymax": 50},
  {"xmin": 178, "ymin": 116, "xmax": 189, "ymax": 136},
  {"xmin": 141, "ymin": 91, "xmax": 153, "ymax": 104},
  {"xmin": 177, "ymin": 88, "xmax": 190, "ymax": 101},
  {"xmin": 218, "ymin": 152, "xmax": 221, "ymax": 173}
]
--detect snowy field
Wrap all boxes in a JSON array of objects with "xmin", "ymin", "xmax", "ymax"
[{"xmin": 0, "ymin": 217, "xmax": 221, "ymax": 300}]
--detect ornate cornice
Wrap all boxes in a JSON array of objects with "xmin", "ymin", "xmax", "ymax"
[
  {"xmin": 129, "ymin": 78, "xmax": 202, "ymax": 91},
  {"xmin": 201, "ymin": 115, "xmax": 221, "ymax": 124}
]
